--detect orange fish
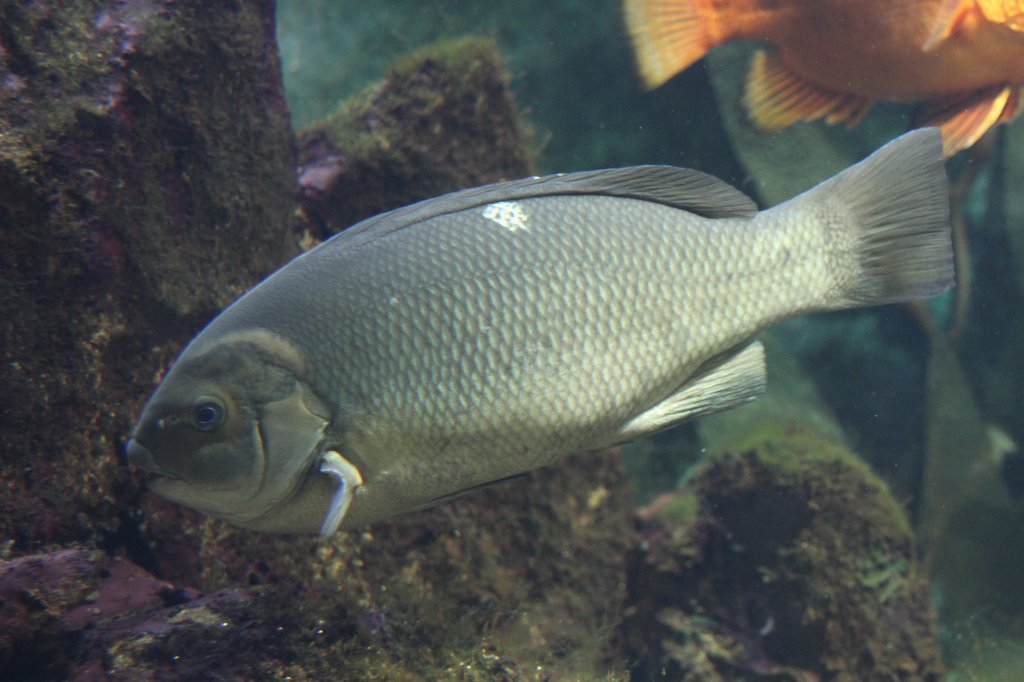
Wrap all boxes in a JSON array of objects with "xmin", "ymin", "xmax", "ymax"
[{"xmin": 624, "ymin": 0, "xmax": 1024, "ymax": 155}]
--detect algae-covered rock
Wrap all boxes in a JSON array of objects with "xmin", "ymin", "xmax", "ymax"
[
  {"xmin": 0, "ymin": 0, "xmax": 299, "ymax": 550},
  {"xmin": 184, "ymin": 450, "xmax": 631, "ymax": 681},
  {"xmin": 296, "ymin": 36, "xmax": 533, "ymax": 236},
  {"xmin": 0, "ymin": 548, "xmax": 193, "ymax": 679},
  {"xmin": 3, "ymin": 453, "xmax": 630, "ymax": 681},
  {"xmin": 2, "ymin": 5, "xmax": 636, "ymax": 677},
  {"xmin": 623, "ymin": 427, "xmax": 944, "ymax": 681}
]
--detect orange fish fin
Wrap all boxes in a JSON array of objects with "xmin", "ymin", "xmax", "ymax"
[
  {"xmin": 997, "ymin": 87, "xmax": 1023, "ymax": 125},
  {"xmin": 624, "ymin": 0, "xmax": 715, "ymax": 89},
  {"xmin": 922, "ymin": 0, "xmax": 978, "ymax": 51},
  {"xmin": 917, "ymin": 85, "xmax": 1018, "ymax": 155},
  {"xmin": 743, "ymin": 50, "xmax": 873, "ymax": 132}
]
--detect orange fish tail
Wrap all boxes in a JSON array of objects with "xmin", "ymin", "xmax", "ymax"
[{"xmin": 624, "ymin": 0, "xmax": 721, "ymax": 89}]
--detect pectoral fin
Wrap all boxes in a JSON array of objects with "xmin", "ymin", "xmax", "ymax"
[
  {"xmin": 744, "ymin": 50, "xmax": 872, "ymax": 132},
  {"xmin": 318, "ymin": 451, "xmax": 363, "ymax": 536},
  {"xmin": 918, "ymin": 85, "xmax": 1021, "ymax": 156},
  {"xmin": 616, "ymin": 341, "xmax": 767, "ymax": 441},
  {"xmin": 922, "ymin": 0, "xmax": 977, "ymax": 51}
]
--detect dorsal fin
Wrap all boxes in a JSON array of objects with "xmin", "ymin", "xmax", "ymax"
[{"xmin": 332, "ymin": 165, "xmax": 758, "ymax": 250}]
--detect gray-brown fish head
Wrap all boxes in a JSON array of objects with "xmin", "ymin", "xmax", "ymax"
[{"xmin": 126, "ymin": 330, "xmax": 332, "ymax": 531}]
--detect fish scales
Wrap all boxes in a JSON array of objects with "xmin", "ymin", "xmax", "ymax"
[
  {"xmin": 214, "ymin": 199, "xmax": 795, "ymax": 502},
  {"xmin": 126, "ymin": 129, "xmax": 953, "ymax": 534}
]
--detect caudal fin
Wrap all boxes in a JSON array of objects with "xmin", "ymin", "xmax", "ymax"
[
  {"xmin": 624, "ymin": 0, "xmax": 715, "ymax": 89},
  {"xmin": 810, "ymin": 128, "xmax": 954, "ymax": 307}
]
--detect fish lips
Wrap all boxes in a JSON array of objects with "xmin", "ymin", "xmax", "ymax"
[{"xmin": 125, "ymin": 438, "xmax": 181, "ymax": 481}]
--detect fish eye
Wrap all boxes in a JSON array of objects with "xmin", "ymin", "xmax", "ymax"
[{"xmin": 192, "ymin": 397, "xmax": 225, "ymax": 432}]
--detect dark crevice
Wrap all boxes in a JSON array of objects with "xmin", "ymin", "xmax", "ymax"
[{"xmin": 101, "ymin": 509, "xmax": 162, "ymax": 578}]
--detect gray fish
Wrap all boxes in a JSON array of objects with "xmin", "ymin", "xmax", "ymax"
[{"xmin": 126, "ymin": 128, "xmax": 953, "ymax": 535}]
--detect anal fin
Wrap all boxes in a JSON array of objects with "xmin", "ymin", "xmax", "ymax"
[
  {"xmin": 616, "ymin": 341, "xmax": 767, "ymax": 442},
  {"xmin": 917, "ymin": 85, "xmax": 1021, "ymax": 156},
  {"xmin": 743, "ymin": 50, "xmax": 872, "ymax": 132},
  {"xmin": 318, "ymin": 451, "xmax": 363, "ymax": 536}
]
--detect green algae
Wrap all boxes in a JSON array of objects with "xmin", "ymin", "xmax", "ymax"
[
  {"xmin": 0, "ymin": 1, "xmax": 117, "ymax": 169},
  {"xmin": 653, "ymin": 490, "xmax": 699, "ymax": 528}
]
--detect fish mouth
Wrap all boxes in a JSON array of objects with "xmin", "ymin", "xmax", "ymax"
[{"xmin": 125, "ymin": 438, "xmax": 181, "ymax": 481}]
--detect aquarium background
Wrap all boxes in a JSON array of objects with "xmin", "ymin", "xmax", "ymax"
[
  {"xmin": 1, "ymin": 0, "xmax": 1023, "ymax": 678},
  {"xmin": 276, "ymin": 0, "xmax": 1024, "ymax": 676}
]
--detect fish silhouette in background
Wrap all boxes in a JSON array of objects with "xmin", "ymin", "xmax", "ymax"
[{"xmin": 624, "ymin": 0, "xmax": 1024, "ymax": 155}]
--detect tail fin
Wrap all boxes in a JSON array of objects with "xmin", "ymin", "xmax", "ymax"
[
  {"xmin": 624, "ymin": 0, "xmax": 714, "ymax": 89},
  {"xmin": 808, "ymin": 128, "xmax": 954, "ymax": 307}
]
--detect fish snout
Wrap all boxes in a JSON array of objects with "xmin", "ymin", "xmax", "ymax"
[{"xmin": 125, "ymin": 438, "xmax": 178, "ymax": 479}]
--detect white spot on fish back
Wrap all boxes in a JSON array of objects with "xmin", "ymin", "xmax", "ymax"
[{"xmin": 482, "ymin": 201, "xmax": 529, "ymax": 233}]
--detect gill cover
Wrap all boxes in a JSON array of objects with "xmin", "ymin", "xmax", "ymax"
[{"xmin": 253, "ymin": 380, "xmax": 333, "ymax": 520}]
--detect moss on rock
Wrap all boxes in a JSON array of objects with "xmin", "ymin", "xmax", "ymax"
[
  {"xmin": 172, "ymin": 450, "xmax": 632, "ymax": 680},
  {"xmin": 0, "ymin": 0, "xmax": 299, "ymax": 551},
  {"xmin": 623, "ymin": 427, "xmax": 944, "ymax": 681},
  {"xmin": 295, "ymin": 36, "xmax": 533, "ymax": 236},
  {"xmin": 2, "ymin": 452, "xmax": 632, "ymax": 681}
]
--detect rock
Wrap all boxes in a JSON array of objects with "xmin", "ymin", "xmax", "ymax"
[
  {"xmin": 182, "ymin": 450, "xmax": 632, "ymax": 680},
  {"xmin": 0, "ymin": 0, "xmax": 300, "ymax": 551},
  {"xmin": 0, "ymin": 548, "xmax": 192, "ymax": 679},
  {"xmin": 2, "ymin": 8, "xmax": 634, "ymax": 678},
  {"xmin": 1, "ymin": 451, "xmax": 632, "ymax": 680},
  {"xmin": 622, "ymin": 427, "xmax": 944, "ymax": 681},
  {"xmin": 295, "ymin": 36, "xmax": 533, "ymax": 237}
]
